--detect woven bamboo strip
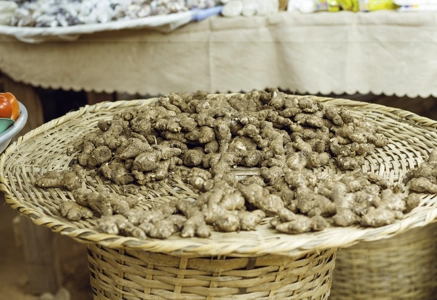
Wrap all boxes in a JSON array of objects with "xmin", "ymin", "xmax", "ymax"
[
  {"xmin": 330, "ymin": 221, "xmax": 437, "ymax": 300},
  {"xmin": 88, "ymin": 244, "xmax": 336, "ymax": 300}
]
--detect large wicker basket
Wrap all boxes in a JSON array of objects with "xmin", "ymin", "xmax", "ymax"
[
  {"xmin": 2, "ymin": 95, "xmax": 437, "ymax": 299},
  {"xmin": 330, "ymin": 221, "xmax": 437, "ymax": 300},
  {"xmin": 87, "ymin": 244, "xmax": 336, "ymax": 299}
]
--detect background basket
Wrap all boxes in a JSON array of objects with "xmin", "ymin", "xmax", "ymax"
[
  {"xmin": 330, "ymin": 221, "xmax": 437, "ymax": 300},
  {"xmin": 88, "ymin": 244, "xmax": 336, "ymax": 300},
  {"xmin": 2, "ymin": 95, "xmax": 437, "ymax": 298}
]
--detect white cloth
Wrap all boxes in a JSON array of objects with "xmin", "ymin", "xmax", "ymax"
[{"xmin": 0, "ymin": 11, "xmax": 436, "ymax": 97}]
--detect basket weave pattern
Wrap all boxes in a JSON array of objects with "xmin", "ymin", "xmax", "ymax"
[
  {"xmin": 330, "ymin": 222, "xmax": 437, "ymax": 300},
  {"xmin": 1, "ymin": 97, "xmax": 437, "ymax": 256},
  {"xmin": 87, "ymin": 244, "xmax": 336, "ymax": 300}
]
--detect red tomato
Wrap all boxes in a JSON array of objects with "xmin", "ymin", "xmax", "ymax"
[
  {"xmin": 0, "ymin": 95, "xmax": 12, "ymax": 119},
  {"xmin": 1, "ymin": 92, "xmax": 20, "ymax": 120}
]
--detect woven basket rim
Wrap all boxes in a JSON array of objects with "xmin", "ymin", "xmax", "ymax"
[{"xmin": 2, "ymin": 95, "xmax": 437, "ymax": 257}]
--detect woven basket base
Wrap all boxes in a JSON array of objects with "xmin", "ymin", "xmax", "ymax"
[
  {"xmin": 330, "ymin": 222, "xmax": 437, "ymax": 300},
  {"xmin": 87, "ymin": 244, "xmax": 337, "ymax": 300}
]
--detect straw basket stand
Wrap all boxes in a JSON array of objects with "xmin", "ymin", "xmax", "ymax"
[
  {"xmin": 330, "ymin": 221, "xmax": 437, "ymax": 300},
  {"xmin": 87, "ymin": 244, "xmax": 336, "ymax": 299},
  {"xmin": 2, "ymin": 95, "xmax": 437, "ymax": 299}
]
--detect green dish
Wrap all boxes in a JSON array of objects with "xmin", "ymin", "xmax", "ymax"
[{"xmin": 0, "ymin": 118, "xmax": 15, "ymax": 134}]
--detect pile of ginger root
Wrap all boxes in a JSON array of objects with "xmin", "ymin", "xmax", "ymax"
[{"xmin": 35, "ymin": 89, "xmax": 425, "ymax": 239}]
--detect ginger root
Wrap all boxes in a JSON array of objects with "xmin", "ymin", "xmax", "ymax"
[
  {"xmin": 274, "ymin": 215, "xmax": 328, "ymax": 234},
  {"xmin": 36, "ymin": 90, "xmax": 416, "ymax": 240},
  {"xmin": 98, "ymin": 215, "xmax": 147, "ymax": 239},
  {"xmin": 238, "ymin": 210, "xmax": 266, "ymax": 231},
  {"xmin": 238, "ymin": 183, "xmax": 284, "ymax": 216},
  {"xmin": 36, "ymin": 170, "xmax": 84, "ymax": 191},
  {"xmin": 399, "ymin": 148, "xmax": 437, "ymax": 212},
  {"xmin": 59, "ymin": 202, "xmax": 93, "ymax": 221}
]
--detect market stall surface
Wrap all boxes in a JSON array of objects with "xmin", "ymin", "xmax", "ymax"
[{"xmin": 0, "ymin": 194, "xmax": 92, "ymax": 300}]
